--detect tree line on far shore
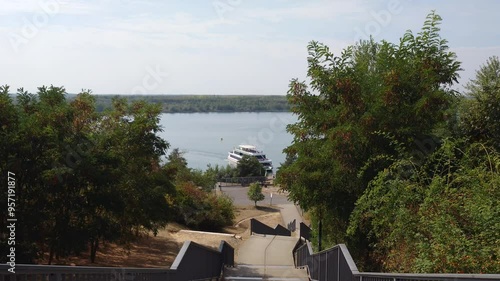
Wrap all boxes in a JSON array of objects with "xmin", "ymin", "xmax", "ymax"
[{"xmin": 73, "ymin": 94, "xmax": 290, "ymax": 113}]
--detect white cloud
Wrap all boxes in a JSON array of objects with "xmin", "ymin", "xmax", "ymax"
[
  {"xmin": 0, "ymin": 0, "xmax": 97, "ymax": 16},
  {"xmin": 1, "ymin": 1, "xmax": 499, "ymax": 95},
  {"xmin": 239, "ymin": 0, "xmax": 366, "ymax": 23}
]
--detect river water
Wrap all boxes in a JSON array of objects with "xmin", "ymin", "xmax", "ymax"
[{"xmin": 157, "ymin": 112, "xmax": 297, "ymax": 172}]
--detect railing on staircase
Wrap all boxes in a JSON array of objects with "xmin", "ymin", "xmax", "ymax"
[
  {"xmin": 299, "ymin": 222, "xmax": 311, "ymax": 241},
  {"xmin": 0, "ymin": 240, "xmax": 234, "ymax": 281},
  {"xmin": 294, "ymin": 240, "xmax": 500, "ymax": 281}
]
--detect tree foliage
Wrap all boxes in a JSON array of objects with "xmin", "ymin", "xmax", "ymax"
[
  {"xmin": 237, "ymin": 155, "xmax": 264, "ymax": 177},
  {"xmin": 0, "ymin": 85, "xmax": 233, "ymax": 264},
  {"xmin": 277, "ymin": 11, "xmax": 460, "ymax": 249},
  {"xmin": 349, "ymin": 139, "xmax": 500, "ymax": 273},
  {"xmin": 1, "ymin": 86, "xmax": 176, "ymax": 263},
  {"xmin": 175, "ymin": 182, "xmax": 234, "ymax": 230},
  {"xmin": 459, "ymin": 56, "xmax": 500, "ymax": 149},
  {"xmin": 164, "ymin": 149, "xmax": 235, "ymax": 230},
  {"xmin": 247, "ymin": 182, "xmax": 265, "ymax": 206},
  {"xmin": 273, "ymin": 12, "xmax": 500, "ymax": 273}
]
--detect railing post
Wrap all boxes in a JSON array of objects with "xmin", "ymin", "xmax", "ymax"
[
  {"xmin": 318, "ymin": 253, "xmax": 321, "ymax": 281},
  {"xmin": 326, "ymin": 249, "xmax": 328, "ymax": 281},
  {"xmin": 337, "ymin": 248, "xmax": 340, "ymax": 281},
  {"xmin": 48, "ymin": 273, "xmax": 62, "ymax": 281}
]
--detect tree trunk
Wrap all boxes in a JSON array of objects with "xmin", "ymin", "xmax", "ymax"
[
  {"xmin": 90, "ymin": 238, "xmax": 99, "ymax": 263},
  {"xmin": 48, "ymin": 244, "xmax": 55, "ymax": 265},
  {"xmin": 318, "ymin": 212, "xmax": 323, "ymax": 252}
]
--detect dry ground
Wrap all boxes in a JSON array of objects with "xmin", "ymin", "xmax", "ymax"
[{"xmin": 36, "ymin": 205, "xmax": 284, "ymax": 268}]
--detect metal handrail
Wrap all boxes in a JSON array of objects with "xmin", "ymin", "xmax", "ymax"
[
  {"xmin": 356, "ymin": 272, "xmax": 500, "ymax": 280},
  {"xmin": 294, "ymin": 242, "xmax": 500, "ymax": 281}
]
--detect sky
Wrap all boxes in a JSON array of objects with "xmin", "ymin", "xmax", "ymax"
[{"xmin": 1, "ymin": 0, "xmax": 499, "ymax": 95}]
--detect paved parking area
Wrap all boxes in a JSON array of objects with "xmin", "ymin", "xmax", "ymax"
[{"xmin": 219, "ymin": 185, "xmax": 290, "ymax": 206}]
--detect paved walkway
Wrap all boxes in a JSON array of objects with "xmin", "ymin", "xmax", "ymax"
[
  {"xmin": 278, "ymin": 204, "xmax": 303, "ymax": 237},
  {"xmin": 218, "ymin": 184, "xmax": 290, "ymax": 206},
  {"xmin": 225, "ymin": 235, "xmax": 308, "ymax": 280},
  {"xmin": 225, "ymin": 204, "xmax": 308, "ymax": 280},
  {"xmin": 237, "ymin": 235, "xmax": 296, "ymax": 266}
]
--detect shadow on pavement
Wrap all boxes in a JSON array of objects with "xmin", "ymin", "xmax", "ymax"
[{"xmin": 255, "ymin": 206, "xmax": 281, "ymax": 212}]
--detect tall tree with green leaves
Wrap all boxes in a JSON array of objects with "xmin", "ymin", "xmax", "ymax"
[
  {"xmin": 277, "ymin": 11, "xmax": 461, "ymax": 256},
  {"xmin": 1, "ymin": 86, "xmax": 177, "ymax": 264}
]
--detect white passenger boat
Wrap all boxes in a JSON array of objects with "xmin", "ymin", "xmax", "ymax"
[{"xmin": 227, "ymin": 144, "xmax": 273, "ymax": 173}]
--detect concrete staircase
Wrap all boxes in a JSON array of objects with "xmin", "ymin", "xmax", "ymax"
[{"xmin": 223, "ymin": 235, "xmax": 309, "ymax": 281}]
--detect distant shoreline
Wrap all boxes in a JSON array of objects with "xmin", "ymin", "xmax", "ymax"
[
  {"xmin": 71, "ymin": 94, "xmax": 291, "ymax": 113},
  {"xmin": 8, "ymin": 93, "xmax": 291, "ymax": 113}
]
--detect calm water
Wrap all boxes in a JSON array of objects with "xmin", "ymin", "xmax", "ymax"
[{"xmin": 157, "ymin": 112, "xmax": 297, "ymax": 172}]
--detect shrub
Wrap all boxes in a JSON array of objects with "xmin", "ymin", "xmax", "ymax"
[{"xmin": 175, "ymin": 182, "xmax": 235, "ymax": 231}]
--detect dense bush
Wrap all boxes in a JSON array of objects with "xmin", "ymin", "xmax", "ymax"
[
  {"xmin": 349, "ymin": 140, "xmax": 500, "ymax": 273},
  {"xmin": 165, "ymin": 149, "xmax": 235, "ymax": 230},
  {"xmin": 175, "ymin": 182, "xmax": 235, "ymax": 230}
]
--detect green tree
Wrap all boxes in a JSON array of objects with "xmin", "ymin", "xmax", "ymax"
[
  {"xmin": 247, "ymin": 182, "xmax": 265, "ymax": 206},
  {"xmin": 459, "ymin": 56, "xmax": 500, "ymax": 149},
  {"xmin": 165, "ymin": 148, "xmax": 192, "ymax": 183},
  {"xmin": 1, "ymin": 87, "xmax": 176, "ymax": 264},
  {"xmin": 98, "ymin": 98, "xmax": 171, "ymax": 241},
  {"xmin": 348, "ymin": 139, "xmax": 500, "ymax": 273},
  {"xmin": 237, "ymin": 155, "xmax": 264, "ymax": 177},
  {"xmin": 277, "ymin": 11, "xmax": 461, "ymax": 256}
]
